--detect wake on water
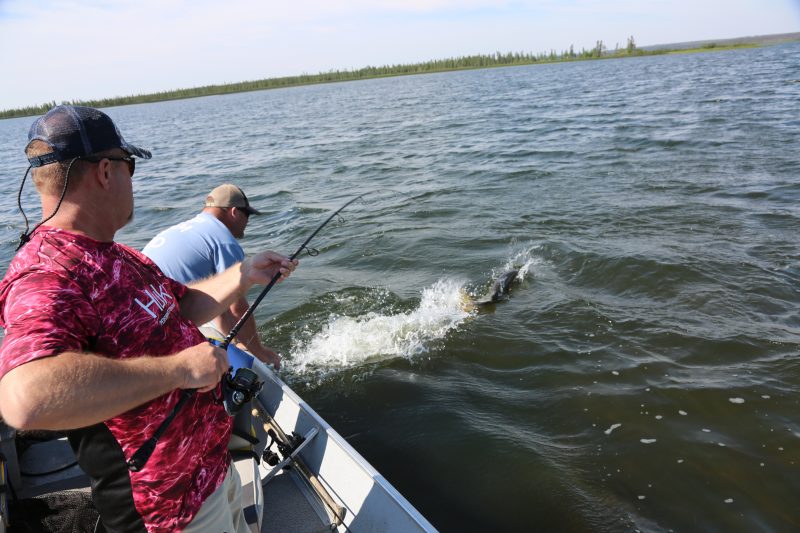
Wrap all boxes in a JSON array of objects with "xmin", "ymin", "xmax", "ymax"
[{"xmin": 284, "ymin": 251, "xmax": 538, "ymax": 379}]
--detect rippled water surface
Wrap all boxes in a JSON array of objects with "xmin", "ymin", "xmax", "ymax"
[{"xmin": 1, "ymin": 43, "xmax": 799, "ymax": 531}]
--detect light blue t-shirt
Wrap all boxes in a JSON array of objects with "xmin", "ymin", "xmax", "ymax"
[{"xmin": 142, "ymin": 212, "xmax": 244, "ymax": 284}]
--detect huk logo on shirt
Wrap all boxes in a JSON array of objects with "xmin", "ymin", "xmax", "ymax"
[{"xmin": 135, "ymin": 283, "xmax": 176, "ymax": 325}]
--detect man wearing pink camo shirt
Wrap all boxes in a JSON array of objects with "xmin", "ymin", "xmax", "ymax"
[{"xmin": 0, "ymin": 105, "xmax": 297, "ymax": 532}]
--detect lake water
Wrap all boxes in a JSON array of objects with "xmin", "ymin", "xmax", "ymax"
[{"xmin": 1, "ymin": 43, "xmax": 799, "ymax": 531}]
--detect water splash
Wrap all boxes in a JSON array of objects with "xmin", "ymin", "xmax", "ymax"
[
  {"xmin": 286, "ymin": 278, "xmax": 472, "ymax": 376},
  {"xmin": 500, "ymin": 249, "xmax": 539, "ymax": 281},
  {"xmin": 284, "ymin": 248, "xmax": 539, "ymax": 379}
]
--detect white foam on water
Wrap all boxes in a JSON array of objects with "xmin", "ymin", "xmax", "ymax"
[
  {"xmin": 605, "ymin": 423, "xmax": 622, "ymax": 435},
  {"xmin": 287, "ymin": 278, "xmax": 472, "ymax": 374},
  {"xmin": 729, "ymin": 397, "xmax": 745, "ymax": 404},
  {"xmin": 502, "ymin": 253, "xmax": 539, "ymax": 281},
  {"xmin": 640, "ymin": 438, "xmax": 657, "ymax": 444}
]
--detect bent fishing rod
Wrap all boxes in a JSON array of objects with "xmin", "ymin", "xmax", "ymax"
[
  {"xmin": 128, "ymin": 192, "xmax": 366, "ymax": 471},
  {"xmin": 219, "ymin": 192, "xmax": 366, "ymax": 349}
]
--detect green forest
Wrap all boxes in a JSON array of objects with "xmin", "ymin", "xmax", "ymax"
[{"xmin": 1, "ymin": 37, "xmax": 756, "ymax": 119}]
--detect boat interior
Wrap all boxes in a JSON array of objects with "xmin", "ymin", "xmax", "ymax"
[{"xmin": 0, "ymin": 361, "xmax": 434, "ymax": 532}]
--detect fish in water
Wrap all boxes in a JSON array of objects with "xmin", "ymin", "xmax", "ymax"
[
  {"xmin": 477, "ymin": 269, "xmax": 520, "ymax": 305},
  {"xmin": 461, "ymin": 269, "xmax": 520, "ymax": 311}
]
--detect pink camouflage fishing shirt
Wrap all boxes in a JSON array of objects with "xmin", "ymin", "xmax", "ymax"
[{"xmin": 0, "ymin": 227, "xmax": 232, "ymax": 532}]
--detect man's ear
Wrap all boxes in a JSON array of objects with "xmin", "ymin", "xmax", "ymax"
[
  {"xmin": 230, "ymin": 207, "xmax": 248, "ymax": 222},
  {"xmin": 92, "ymin": 159, "xmax": 113, "ymax": 190}
]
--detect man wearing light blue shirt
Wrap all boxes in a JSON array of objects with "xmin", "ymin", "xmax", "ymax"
[{"xmin": 143, "ymin": 184, "xmax": 281, "ymax": 368}]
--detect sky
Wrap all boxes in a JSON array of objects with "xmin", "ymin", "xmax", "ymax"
[{"xmin": 1, "ymin": 0, "xmax": 798, "ymax": 110}]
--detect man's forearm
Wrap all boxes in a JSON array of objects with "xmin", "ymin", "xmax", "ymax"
[
  {"xmin": 229, "ymin": 297, "xmax": 263, "ymax": 350},
  {"xmin": 0, "ymin": 351, "xmax": 183, "ymax": 430},
  {"xmin": 181, "ymin": 251, "xmax": 296, "ymax": 325},
  {"xmin": 181, "ymin": 262, "xmax": 249, "ymax": 325},
  {"xmin": 209, "ymin": 300, "xmax": 280, "ymax": 367}
]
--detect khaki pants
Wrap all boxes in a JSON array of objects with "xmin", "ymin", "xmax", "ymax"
[{"xmin": 182, "ymin": 463, "xmax": 248, "ymax": 533}]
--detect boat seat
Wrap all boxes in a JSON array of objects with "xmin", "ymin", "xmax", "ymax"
[
  {"xmin": 2, "ymin": 422, "xmax": 98, "ymax": 532},
  {"xmin": 233, "ymin": 453, "xmax": 263, "ymax": 533},
  {"xmin": 17, "ymin": 434, "xmax": 89, "ymax": 499}
]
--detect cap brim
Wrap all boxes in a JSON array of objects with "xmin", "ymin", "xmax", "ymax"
[
  {"xmin": 122, "ymin": 142, "xmax": 152, "ymax": 159},
  {"xmin": 245, "ymin": 206, "xmax": 262, "ymax": 215}
]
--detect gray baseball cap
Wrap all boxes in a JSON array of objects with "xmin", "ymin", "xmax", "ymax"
[
  {"xmin": 205, "ymin": 184, "xmax": 262, "ymax": 215},
  {"xmin": 26, "ymin": 105, "xmax": 151, "ymax": 167}
]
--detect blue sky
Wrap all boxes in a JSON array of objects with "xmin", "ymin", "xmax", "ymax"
[{"xmin": 1, "ymin": 0, "xmax": 798, "ymax": 110}]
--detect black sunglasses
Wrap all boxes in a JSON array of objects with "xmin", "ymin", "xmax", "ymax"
[{"xmin": 81, "ymin": 156, "xmax": 135, "ymax": 177}]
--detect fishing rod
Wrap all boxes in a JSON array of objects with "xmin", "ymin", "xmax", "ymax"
[
  {"xmin": 128, "ymin": 192, "xmax": 366, "ymax": 471},
  {"xmin": 219, "ymin": 192, "xmax": 366, "ymax": 350}
]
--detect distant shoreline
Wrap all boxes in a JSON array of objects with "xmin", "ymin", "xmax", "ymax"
[{"xmin": 3, "ymin": 32, "xmax": 798, "ymax": 120}]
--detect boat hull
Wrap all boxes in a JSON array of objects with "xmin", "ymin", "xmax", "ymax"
[{"xmin": 249, "ymin": 358, "xmax": 437, "ymax": 532}]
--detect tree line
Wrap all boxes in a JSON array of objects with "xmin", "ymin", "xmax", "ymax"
[{"xmin": 0, "ymin": 37, "xmax": 743, "ymax": 119}]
